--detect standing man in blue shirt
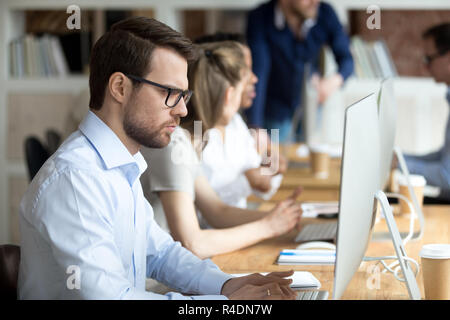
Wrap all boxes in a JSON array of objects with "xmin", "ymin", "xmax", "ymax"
[
  {"xmin": 400, "ymin": 23, "xmax": 450, "ymax": 203},
  {"xmin": 246, "ymin": 0, "xmax": 354, "ymax": 142},
  {"xmin": 18, "ymin": 17, "xmax": 297, "ymax": 300}
]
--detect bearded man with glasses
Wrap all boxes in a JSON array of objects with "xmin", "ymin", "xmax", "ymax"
[{"xmin": 17, "ymin": 17, "xmax": 296, "ymax": 300}]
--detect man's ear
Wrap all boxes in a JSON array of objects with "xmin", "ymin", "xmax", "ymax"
[{"xmin": 108, "ymin": 72, "xmax": 131, "ymax": 105}]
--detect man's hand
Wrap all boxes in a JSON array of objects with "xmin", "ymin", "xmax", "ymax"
[
  {"xmin": 221, "ymin": 270, "xmax": 297, "ymax": 300},
  {"xmin": 312, "ymin": 73, "xmax": 343, "ymax": 104}
]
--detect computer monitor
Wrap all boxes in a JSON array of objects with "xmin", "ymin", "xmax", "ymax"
[
  {"xmin": 376, "ymin": 78, "xmax": 425, "ymax": 239},
  {"xmin": 377, "ymin": 78, "xmax": 397, "ymax": 190},
  {"xmin": 333, "ymin": 93, "xmax": 380, "ymax": 300},
  {"xmin": 332, "ymin": 92, "xmax": 421, "ymax": 300},
  {"xmin": 375, "ymin": 79, "xmax": 422, "ymax": 298}
]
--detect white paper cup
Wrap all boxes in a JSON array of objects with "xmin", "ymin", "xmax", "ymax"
[
  {"xmin": 397, "ymin": 174, "xmax": 426, "ymax": 215},
  {"xmin": 419, "ymin": 244, "xmax": 450, "ymax": 300},
  {"xmin": 309, "ymin": 144, "xmax": 330, "ymax": 179}
]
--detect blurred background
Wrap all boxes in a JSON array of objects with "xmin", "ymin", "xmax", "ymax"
[{"xmin": 0, "ymin": 0, "xmax": 449, "ymax": 244}]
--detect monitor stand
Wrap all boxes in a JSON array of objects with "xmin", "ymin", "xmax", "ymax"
[
  {"xmin": 373, "ymin": 190, "xmax": 422, "ymax": 300},
  {"xmin": 393, "ymin": 147, "xmax": 425, "ymax": 240},
  {"xmin": 373, "ymin": 147, "xmax": 425, "ymax": 242}
]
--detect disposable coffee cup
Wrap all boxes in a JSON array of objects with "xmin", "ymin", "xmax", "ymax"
[
  {"xmin": 397, "ymin": 174, "xmax": 426, "ymax": 215},
  {"xmin": 309, "ymin": 144, "xmax": 330, "ymax": 179},
  {"xmin": 388, "ymin": 169, "xmax": 396, "ymax": 192},
  {"xmin": 419, "ymin": 244, "xmax": 450, "ymax": 300}
]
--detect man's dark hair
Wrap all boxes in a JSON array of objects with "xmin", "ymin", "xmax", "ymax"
[
  {"xmin": 422, "ymin": 23, "xmax": 450, "ymax": 55},
  {"xmin": 89, "ymin": 16, "xmax": 196, "ymax": 110},
  {"xmin": 194, "ymin": 32, "xmax": 247, "ymax": 45}
]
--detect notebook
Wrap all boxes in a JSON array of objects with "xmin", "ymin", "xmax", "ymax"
[
  {"xmin": 231, "ymin": 271, "xmax": 321, "ymax": 289},
  {"xmin": 277, "ymin": 249, "xmax": 336, "ymax": 265}
]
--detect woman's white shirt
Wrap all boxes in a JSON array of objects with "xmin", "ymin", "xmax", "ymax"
[{"xmin": 201, "ymin": 114, "xmax": 262, "ymax": 208}]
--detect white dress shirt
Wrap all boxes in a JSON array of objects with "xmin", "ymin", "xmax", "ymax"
[
  {"xmin": 201, "ymin": 114, "xmax": 262, "ymax": 208},
  {"xmin": 18, "ymin": 111, "xmax": 232, "ymax": 299},
  {"xmin": 274, "ymin": 2, "xmax": 316, "ymax": 39}
]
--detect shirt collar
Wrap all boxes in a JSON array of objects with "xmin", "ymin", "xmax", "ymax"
[
  {"xmin": 274, "ymin": 3, "xmax": 317, "ymax": 39},
  {"xmin": 79, "ymin": 111, "xmax": 148, "ymax": 179}
]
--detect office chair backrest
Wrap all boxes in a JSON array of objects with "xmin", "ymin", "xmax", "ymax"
[
  {"xmin": 46, "ymin": 129, "xmax": 62, "ymax": 155},
  {"xmin": 24, "ymin": 136, "xmax": 50, "ymax": 181},
  {"xmin": 0, "ymin": 244, "xmax": 20, "ymax": 300}
]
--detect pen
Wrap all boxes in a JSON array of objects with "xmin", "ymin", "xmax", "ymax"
[{"xmin": 280, "ymin": 251, "xmax": 336, "ymax": 256}]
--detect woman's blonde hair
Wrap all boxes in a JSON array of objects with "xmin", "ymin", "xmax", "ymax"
[{"xmin": 181, "ymin": 41, "xmax": 247, "ymax": 135}]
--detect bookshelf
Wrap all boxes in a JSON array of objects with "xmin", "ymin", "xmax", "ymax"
[
  {"xmin": 0, "ymin": 0, "xmax": 449, "ymax": 245},
  {"xmin": 6, "ymin": 76, "xmax": 89, "ymax": 91}
]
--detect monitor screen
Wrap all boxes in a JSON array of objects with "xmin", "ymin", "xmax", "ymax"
[{"xmin": 333, "ymin": 93, "xmax": 380, "ymax": 300}]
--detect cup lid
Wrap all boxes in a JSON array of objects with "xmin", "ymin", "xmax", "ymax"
[
  {"xmin": 308, "ymin": 143, "xmax": 330, "ymax": 154},
  {"xmin": 397, "ymin": 174, "xmax": 426, "ymax": 187},
  {"xmin": 419, "ymin": 244, "xmax": 450, "ymax": 259}
]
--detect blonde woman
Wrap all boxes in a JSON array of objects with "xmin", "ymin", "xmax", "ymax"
[
  {"xmin": 195, "ymin": 33, "xmax": 287, "ymax": 209},
  {"xmin": 141, "ymin": 41, "xmax": 302, "ymax": 259}
]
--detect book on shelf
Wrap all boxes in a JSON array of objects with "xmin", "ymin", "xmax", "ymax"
[
  {"xmin": 9, "ymin": 34, "xmax": 70, "ymax": 78},
  {"xmin": 350, "ymin": 36, "xmax": 398, "ymax": 79}
]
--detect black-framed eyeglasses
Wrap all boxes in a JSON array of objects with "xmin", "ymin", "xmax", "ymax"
[
  {"xmin": 423, "ymin": 50, "xmax": 447, "ymax": 65},
  {"xmin": 125, "ymin": 74, "xmax": 193, "ymax": 108}
]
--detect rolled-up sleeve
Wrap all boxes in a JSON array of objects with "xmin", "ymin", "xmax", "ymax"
[
  {"xmin": 323, "ymin": 3, "xmax": 354, "ymax": 80},
  {"xmin": 246, "ymin": 10, "xmax": 272, "ymax": 127},
  {"xmin": 404, "ymin": 150, "xmax": 442, "ymax": 163},
  {"xmin": 404, "ymin": 153, "xmax": 450, "ymax": 192}
]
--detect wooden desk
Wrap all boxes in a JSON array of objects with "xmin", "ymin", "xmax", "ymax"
[
  {"xmin": 280, "ymin": 143, "xmax": 311, "ymax": 163},
  {"xmin": 212, "ymin": 205, "xmax": 450, "ymax": 299},
  {"xmin": 279, "ymin": 143, "xmax": 341, "ymax": 189},
  {"xmin": 280, "ymin": 161, "xmax": 341, "ymax": 189}
]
